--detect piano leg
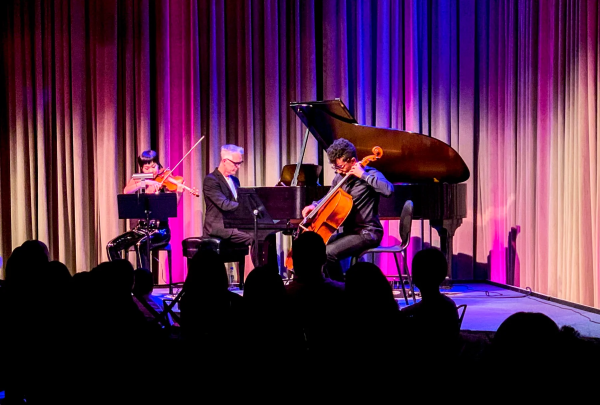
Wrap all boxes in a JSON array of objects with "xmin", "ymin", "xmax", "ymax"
[
  {"xmin": 430, "ymin": 218, "xmax": 462, "ymax": 287},
  {"xmin": 256, "ymin": 233, "xmax": 278, "ymax": 268},
  {"xmin": 257, "ymin": 239, "xmax": 268, "ymax": 266}
]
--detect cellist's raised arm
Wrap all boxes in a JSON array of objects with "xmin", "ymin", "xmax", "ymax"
[{"xmin": 360, "ymin": 169, "xmax": 394, "ymax": 197}]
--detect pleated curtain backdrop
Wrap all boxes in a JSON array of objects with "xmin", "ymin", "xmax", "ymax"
[{"xmin": 1, "ymin": 0, "xmax": 599, "ymax": 307}]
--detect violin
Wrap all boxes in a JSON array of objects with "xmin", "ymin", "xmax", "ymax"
[
  {"xmin": 150, "ymin": 136, "xmax": 204, "ymax": 197},
  {"xmin": 155, "ymin": 168, "xmax": 200, "ymax": 197}
]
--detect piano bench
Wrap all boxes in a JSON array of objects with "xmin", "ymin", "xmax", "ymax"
[{"xmin": 182, "ymin": 236, "xmax": 249, "ymax": 290}]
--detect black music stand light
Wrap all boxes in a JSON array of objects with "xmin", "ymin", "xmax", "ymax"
[
  {"xmin": 277, "ymin": 164, "xmax": 322, "ymax": 186},
  {"xmin": 117, "ymin": 193, "xmax": 177, "ymax": 271}
]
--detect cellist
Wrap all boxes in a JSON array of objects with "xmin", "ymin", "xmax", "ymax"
[
  {"xmin": 301, "ymin": 138, "xmax": 394, "ymax": 281},
  {"xmin": 106, "ymin": 150, "xmax": 184, "ymax": 269}
]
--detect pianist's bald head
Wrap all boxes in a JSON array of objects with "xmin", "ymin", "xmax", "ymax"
[{"xmin": 326, "ymin": 138, "xmax": 357, "ymax": 163}]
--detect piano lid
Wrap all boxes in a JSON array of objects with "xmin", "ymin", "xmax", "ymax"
[{"xmin": 290, "ymin": 99, "xmax": 470, "ymax": 184}]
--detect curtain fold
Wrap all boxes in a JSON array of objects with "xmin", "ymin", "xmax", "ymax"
[{"xmin": 1, "ymin": 0, "xmax": 599, "ymax": 307}]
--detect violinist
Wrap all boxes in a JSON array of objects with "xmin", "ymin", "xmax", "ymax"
[
  {"xmin": 106, "ymin": 150, "xmax": 184, "ymax": 269},
  {"xmin": 301, "ymin": 138, "xmax": 394, "ymax": 281}
]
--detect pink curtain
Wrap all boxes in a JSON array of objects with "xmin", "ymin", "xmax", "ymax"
[{"xmin": 1, "ymin": 0, "xmax": 599, "ymax": 307}]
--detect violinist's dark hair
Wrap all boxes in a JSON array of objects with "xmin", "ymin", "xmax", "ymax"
[
  {"xmin": 326, "ymin": 138, "xmax": 357, "ymax": 163},
  {"xmin": 137, "ymin": 150, "xmax": 163, "ymax": 170}
]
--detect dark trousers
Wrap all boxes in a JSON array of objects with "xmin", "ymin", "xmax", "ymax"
[
  {"xmin": 223, "ymin": 229, "xmax": 258, "ymax": 267},
  {"xmin": 324, "ymin": 228, "xmax": 383, "ymax": 281},
  {"xmin": 106, "ymin": 226, "xmax": 171, "ymax": 270},
  {"xmin": 219, "ymin": 230, "xmax": 278, "ymax": 269}
]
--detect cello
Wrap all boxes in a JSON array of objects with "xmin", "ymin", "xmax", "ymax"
[{"xmin": 285, "ymin": 146, "xmax": 383, "ymax": 270}]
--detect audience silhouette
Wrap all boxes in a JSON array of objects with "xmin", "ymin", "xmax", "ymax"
[
  {"xmin": 177, "ymin": 248, "xmax": 244, "ymax": 399},
  {"xmin": 131, "ymin": 267, "xmax": 163, "ymax": 325},
  {"xmin": 400, "ymin": 247, "xmax": 460, "ymax": 370},
  {"xmin": 133, "ymin": 267, "xmax": 154, "ymax": 296},
  {"xmin": 1, "ymin": 239, "xmax": 600, "ymax": 403},
  {"xmin": 477, "ymin": 311, "xmax": 561, "ymax": 397},
  {"xmin": 75, "ymin": 260, "xmax": 160, "ymax": 404},
  {"xmin": 178, "ymin": 248, "xmax": 243, "ymax": 344},
  {"xmin": 285, "ymin": 231, "xmax": 345, "ymax": 366},
  {"xmin": 240, "ymin": 263, "xmax": 305, "ymax": 400},
  {"xmin": 342, "ymin": 261, "xmax": 404, "ymax": 396},
  {"xmin": 0, "ymin": 240, "xmax": 53, "ymax": 404}
]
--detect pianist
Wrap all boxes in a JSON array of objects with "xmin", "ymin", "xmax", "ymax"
[
  {"xmin": 203, "ymin": 144, "xmax": 257, "ymax": 267},
  {"xmin": 301, "ymin": 138, "xmax": 394, "ymax": 281}
]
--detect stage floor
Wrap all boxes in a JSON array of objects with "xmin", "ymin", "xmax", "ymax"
[
  {"xmin": 436, "ymin": 282, "xmax": 600, "ymax": 338},
  {"xmin": 150, "ymin": 281, "xmax": 600, "ymax": 339}
]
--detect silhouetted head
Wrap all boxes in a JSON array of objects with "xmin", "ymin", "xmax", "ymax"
[
  {"xmin": 5, "ymin": 241, "xmax": 49, "ymax": 287},
  {"xmin": 133, "ymin": 268, "xmax": 154, "ymax": 296},
  {"xmin": 70, "ymin": 271, "xmax": 95, "ymax": 318},
  {"xmin": 4, "ymin": 246, "xmax": 25, "ymax": 283},
  {"xmin": 38, "ymin": 260, "xmax": 71, "ymax": 300},
  {"xmin": 71, "ymin": 270, "xmax": 94, "ymax": 293},
  {"xmin": 183, "ymin": 249, "xmax": 228, "ymax": 295},
  {"xmin": 46, "ymin": 260, "xmax": 72, "ymax": 282},
  {"xmin": 243, "ymin": 264, "xmax": 286, "ymax": 310},
  {"xmin": 411, "ymin": 247, "xmax": 447, "ymax": 293},
  {"xmin": 20, "ymin": 239, "xmax": 50, "ymax": 261},
  {"xmin": 292, "ymin": 231, "xmax": 326, "ymax": 280},
  {"xmin": 345, "ymin": 262, "xmax": 398, "ymax": 314},
  {"xmin": 493, "ymin": 311, "xmax": 560, "ymax": 360},
  {"xmin": 92, "ymin": 259, "xmax": 135, "ymax": 298}
]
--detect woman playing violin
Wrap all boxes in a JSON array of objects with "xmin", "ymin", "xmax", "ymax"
[
  {"xmin": 107, "ymin": 150, "xmax": 184, "ymax": 270},
  {"xmin": 301, "ymin": 138, "xmax": 394, "ymax": 282}
]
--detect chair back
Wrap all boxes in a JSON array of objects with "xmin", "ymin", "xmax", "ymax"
[{"xmin": 398, "ymin": 200, "xmax": 414, "ymax": 248}]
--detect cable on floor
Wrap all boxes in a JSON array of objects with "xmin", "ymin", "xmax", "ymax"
[
  {"xmin": 442, "ymin": 284, "xmax": 531, "ymax": 298},
  {"xmin": 525, "ymin": 295, "xmax": 600, "ymax": 325},
  {"xmin": 450, "ymin": 285, "xmax": 600, "ymax": 325}
]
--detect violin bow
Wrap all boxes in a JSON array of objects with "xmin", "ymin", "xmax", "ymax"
[{"xmin": 156, "ymin": 135, "xmax": 205, "ymax": 191}]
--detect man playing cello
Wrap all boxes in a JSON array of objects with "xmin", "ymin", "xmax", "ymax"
[{"xmin": 301, "ymin": 138, "xmax": 394, "ymax": 281}]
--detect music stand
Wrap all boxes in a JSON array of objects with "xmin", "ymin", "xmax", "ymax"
[
  {"xmin": 223, "ymin": 189, "xmax": 275, "ymax": 266},
  {"xmin": 117, "ymin": 193, "xmax": 177, "ymax": 271},
  {"xmin": 277, "ymin": 164, "xmax": 322, "ymax": 186}
]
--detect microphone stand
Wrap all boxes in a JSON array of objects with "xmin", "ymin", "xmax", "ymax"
[{"xmin": 253, "ymin": 209, "xmax": 259, "ymax": 267}]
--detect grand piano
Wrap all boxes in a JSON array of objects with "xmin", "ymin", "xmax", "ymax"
[{"xmin": 224, "ymin": 99, "xmax": 469, "ymax": 279}]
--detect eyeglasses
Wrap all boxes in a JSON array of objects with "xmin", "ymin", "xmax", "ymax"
[
  {"xmin": 225, "ymin": 158, "xmax": 244, "ymax": 167},
  {"xmin": 331, "ymin": 160, "xmax": 351, "ymax": 170}
]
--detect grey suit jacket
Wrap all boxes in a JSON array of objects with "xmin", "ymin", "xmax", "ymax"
[{"xmin": 203, "ymin": 168, "xmax": 240, "ymax": 238}]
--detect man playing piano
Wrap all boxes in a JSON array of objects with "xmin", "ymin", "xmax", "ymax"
[
  {"xmin": 203, "ymin": 144, "xmax": 257, "ymax": 267},
  {"xmin": 301, "ymin": 138, "xmax": 394, "ymax": 281}
]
